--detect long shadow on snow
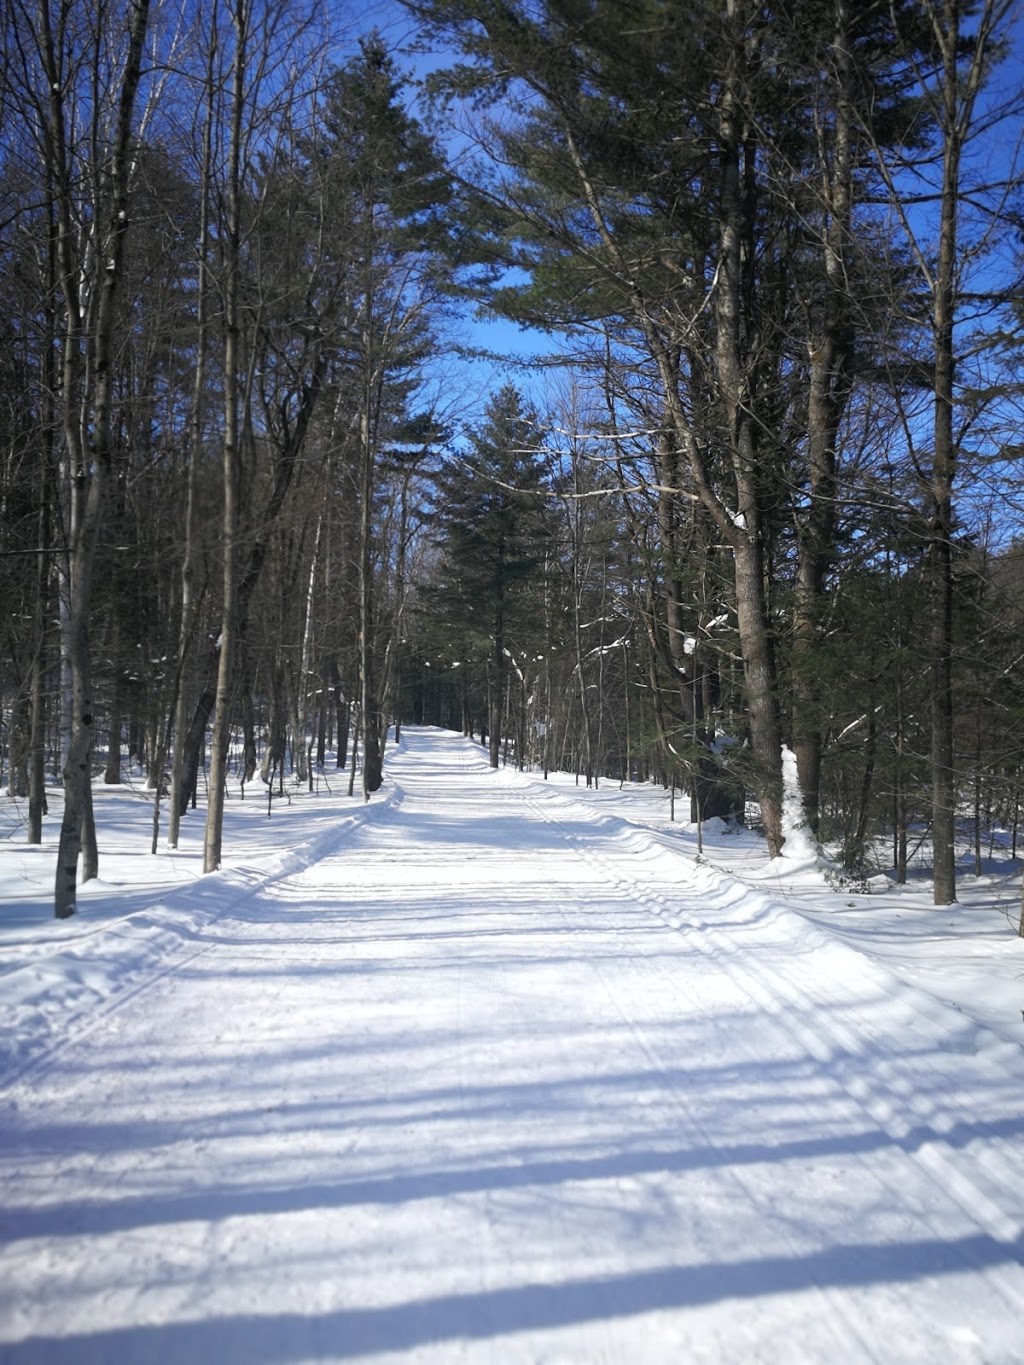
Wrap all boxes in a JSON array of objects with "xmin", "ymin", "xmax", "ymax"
[
  {"xmin": 6, "ymin": 1072, "xmax": 1023, "ymax": 1242},
  {"xmin": 8, "ymin": 1011, "xmax": 1004, "ymax": 1156},
  {"xmin": 4, "ymin": 1231, "xmax": 1023, "ymax": 1363}
]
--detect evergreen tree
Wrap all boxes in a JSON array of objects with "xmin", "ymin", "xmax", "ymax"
[
  {"xmin": 313, "ymin": 35, "xmax": 455, "ymax": 796},
  {"xmin": 428, "ymin": 385, "xmax": 552, "ymax": 767},
  {"xmin": 405, "ymin": 0, "xmax": 932, "ymax": 852}
]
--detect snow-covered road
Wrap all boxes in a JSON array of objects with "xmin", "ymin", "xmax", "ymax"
[{"xmin": 2, "ymin": 728, "xmax": 1024, "ymax": 1362}]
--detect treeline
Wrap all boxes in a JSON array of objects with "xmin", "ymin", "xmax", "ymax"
[{"xmin": 1, "ymin": 0, "xmax": 1023, "ymax": 918}]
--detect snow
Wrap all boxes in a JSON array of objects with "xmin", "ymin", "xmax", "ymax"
[
  {"xmin": 2, "ymin": 727, "xmax": 1024, "ymax": 1362},
  {"xmin": 779, "ymin": 744, "xmax": 822, "ymax": 869}
]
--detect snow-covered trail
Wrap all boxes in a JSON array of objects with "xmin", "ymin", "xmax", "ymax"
[{"xmin": 2, "ymin": 728, "xmax": 1024, "ymax": 1363}]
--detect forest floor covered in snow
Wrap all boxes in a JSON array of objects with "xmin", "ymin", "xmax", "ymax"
[{"xmin": 1, "ymin": 727, "xmax": 1023, "ymax": 1362}]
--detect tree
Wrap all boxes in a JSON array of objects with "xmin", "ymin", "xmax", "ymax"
[
  {"xmin": 409, "ymin": 0, "xmax": 1023, "ymax": 885},
  {"xmin": 3, "ymin": 0, "xmax": 154, "ymax": 914},
  {"xmin": 864, "ymin": 0, "xmax": 1021, "ymax": 903},
  {"xmin": 203, "ymin": 0, "xmax": 251, "ymax": 873},
  {"xmin": 428, "ymin": 385, "xmax": 551, "ymax": 767},
  {"xmin": 311, "ymin": 36, "xmax": 456, "ymax": 797},
  {"xmin": 409, "ymin": 0, "xmax": 796, "ymax": 847},
  {"xmin": 170, "ymin": 0, "xmax": 335, "ymax": 865}
]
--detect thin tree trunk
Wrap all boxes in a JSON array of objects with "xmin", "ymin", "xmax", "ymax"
[
  {"xmin": 29, "ymin": 230, "xmax": 58, "ymax": 844},
  {"xmin": 104, "ymin": 659, "xmax": 123, "ymax": 784},
  {"xmin": 792, "ymin": 0, "xmax": 853, "ymax": 832},
  {"xmin": 27, "ymin": 508, "xmax": 49, "ymax": 844},
  {"xmin": 359, "ymin": 407, "xmax": 382, "ymax": 798},
  {"xmin": 49, "ymin": 0, "xmax": 152, "ymax": 915},
  {"xmin": 929, "ymin": 184, "xmax": 958, "ymax": 905},
  {"xmin": 927, "ymin": 0, "xmax": 987, "ymax": 906},
  {"xmin": 169, "ymin": 24, "xmax": 216, "ymax": 848},
  {"xmin": 335, "ymin": 681, "xmax": 349, "ymax": 772},
  {"xmin": 240, "ymin": 683, "xmax": 258, "ymax": 789},
  {"xmin": 293, "ymin": 508, "xmax": 323, "ymax": 786},
  {"xmin": 348, "ymin": 705, "xmax": 360, "ymax": 797},
  {"xmin": 489, "ymin": 596, "xmax": 504, "ymax": 769},
  {"xmin": 204, "ymin": 0, "xmax": 247, "ymax": 873},
  {"xmin": 261, "ymin": 668, "xmax": 285, "ymax": 786}
]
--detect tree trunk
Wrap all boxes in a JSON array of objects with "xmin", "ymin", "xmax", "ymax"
[
  {"xmin": 359, "ymin": 422, "xmax": 383, "ymax": 798},
  {"xmin": 240, "ymin": 685, "xmax": 258, "ymax": 788},
  {"xmin": 489, "ymin": 597, "xmax": 504, "ymax": 769},
  {"xmin": 574, "ymin": 7, "xmax": 785, "ymax": 852},
  {"xmin": 29, "ymin": 246, "xmax": 57, "ymax": 845},
  {"xmin": 929, "ymin": 136, "xmax": 959, "ymax": 906},
  {"xmin": 732, "ymin": 534, "xmax": 784, "ymax": 854},
  {"xmin": 335, "ymin": 681, "xmax": 350, "ymax": 772},
  {"xmin": 701, "ymin": 9, "xmax": 783, "ymax": 853},
  {"xmin": 55, "ymin": 538, "xmax": 98, "ymax": 916},
  {"xmin": 204, "ymin": 0, "xmax": 247, "ymax": 874},
  {"xmin": 48, "ymin": 0, "xmax": 152, "ymax": 915},
  {"xmin": 293, "ymin": 509, "xmax": 322, "ymax": 787},
  {"xmin": 261, "ymin": 669, "xmax": 285, "ymax": 787},
  {"xmin": 792, "ymin": 0, "xmax": 854, "ymax": 832},
  {"xmin": 652, "ymin": 435, "xmax": 736, "ymax": 823},
  {"xmin": 169, "ymin": 28, "xmax": 215, "ymax": 849},
  {"xmin": 926, "ymin": 0, "xmax": 991, "ymax": 906},
  {"xmin": 27, "ymin": 625, "xmax": 47, "ymax": 843},
  {"xmin": 104, "ymin": 667, "xmax": 123, "ymax": 784}
]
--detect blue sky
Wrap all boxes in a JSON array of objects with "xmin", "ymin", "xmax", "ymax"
[
  {"xmin": 335, "ymin": 0, "xmax": 556, "ymax": 420},
  {"xmin": 337, "ymin": 0, "xmax": 1024, "ymax": 449}
]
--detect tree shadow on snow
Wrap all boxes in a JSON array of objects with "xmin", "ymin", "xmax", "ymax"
[{"xmin": 3, "ymin": 1231, "xmax": 1023, "ymax": 1362}]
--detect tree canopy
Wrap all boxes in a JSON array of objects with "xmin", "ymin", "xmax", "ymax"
[{"xmin": 2, "ymin": 0, "xmax": 1023, "ymax": 917}]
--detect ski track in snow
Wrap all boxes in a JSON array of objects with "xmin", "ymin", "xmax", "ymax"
[{"xmin": 1, "ymin": 727, "xmax": 1023, "ymax": 1363}]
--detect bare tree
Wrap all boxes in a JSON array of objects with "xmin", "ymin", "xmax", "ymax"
[{"xmin": 5, "ymin": 0, "xmax": 153, "ymax": 914}]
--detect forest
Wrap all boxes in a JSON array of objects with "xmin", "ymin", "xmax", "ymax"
[{"xmin": 2, "ymin": 0, "xmax": 1023, "ymax": 919}]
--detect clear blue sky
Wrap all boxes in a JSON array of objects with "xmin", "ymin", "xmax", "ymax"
[{"xmin": 336, "ymin": 0, "xmax": 556, "ymax": 422}]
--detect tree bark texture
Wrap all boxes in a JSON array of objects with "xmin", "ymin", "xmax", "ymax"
[
  {"xmin": 203, "ymin": 0, "xmax": 247, "ymax": 874},
  {"xmin": 47, "ymin": 0, "xmax": 152, "ymax": 915},
  {"xmin": 792, "ymin": 0, "xmax": 854, "ymax": 832}
]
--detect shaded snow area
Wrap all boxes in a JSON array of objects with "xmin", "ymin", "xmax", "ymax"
[{"xmin": 2, "ymin": 728, "xmax": 1024, "ymax": 1363}]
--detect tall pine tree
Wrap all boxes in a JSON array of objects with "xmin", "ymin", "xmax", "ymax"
[{"xmin": 428, "ymin": 386, "xmax": 551, "ymax": 767}]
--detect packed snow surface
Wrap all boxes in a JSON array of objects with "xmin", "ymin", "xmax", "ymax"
[{"xmin": 2, "ymin": 727, "xmax": 1024, "ymax": 1362}]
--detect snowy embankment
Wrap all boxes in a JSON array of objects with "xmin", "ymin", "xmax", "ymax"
[{"xmin": 1, "ymin": 727, "xmax": 1023, "ymax": 1362}]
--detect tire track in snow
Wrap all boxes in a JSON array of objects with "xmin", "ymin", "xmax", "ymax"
[
  {"xmin": 382, "ymin": 735, "xmax": 881, "ymax": 1360},
  {"xmin": 486, "ymin": 757, "xmax": 1024, "ymax": 1305},
  {"xmin": 411, "ymin": 743, "xmax": 923, "ymax": 1355},
  {"xmin": 4, "ymin": 729, "xmax": 1024, "ymax": 1361},
  {"xmin": 526, "ymin": 824, "xmax": 882, "ymax": 1363}
]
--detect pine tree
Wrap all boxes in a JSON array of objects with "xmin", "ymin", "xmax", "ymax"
[
  {"xmin": 314, "ymin": 36, "xmax": 455, "ymax": 797},
  {"xmin": 428, "ymin": 386, "xmax": 552, "ymax": 767}
]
